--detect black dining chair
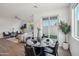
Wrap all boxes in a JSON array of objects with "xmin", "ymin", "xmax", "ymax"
[
  {"xmin": 24, "ymin": 44, "xmax": 36, "ymax": 56},
  {"xmin": 34, "ymin": 47, "xmax": 45, "ymax": 56},
  {"xmin": 44, "ymin": 41, "xmax": 59, "ymax": 56},
  {"xmin": 42, "ymin": 34, "xmax": 48, "ymax": 38},
  {"xmin": 25, "ymin": 37, "xmax": 45, "ymax": 56}
]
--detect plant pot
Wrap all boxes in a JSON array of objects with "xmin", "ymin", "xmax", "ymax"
[{"xmin": 62, "ymin": 42, "xmax": 69, "ymax": 50}]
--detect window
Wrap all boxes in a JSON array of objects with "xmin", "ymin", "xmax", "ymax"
[
  {"xmin": 42, "ymin": 17, "xmax": 49, "ymax": 35},
  {"xmin": 50, "ymin": 16, "xmax": 57, "ymax": 26},
  {"xmin": 72, "ymin": 3, "xmax": 79, "ymax": 41},
  {"xmin": 42, "ymin": 16, "xmax": 58, "ymax": 36},
  {"xmin": 43, "ymin": 17, "xmax": 49, "ymax": 27},
  {"xmin": 75, "ymin": 4, "xmax": 79, "ymax": 37}
]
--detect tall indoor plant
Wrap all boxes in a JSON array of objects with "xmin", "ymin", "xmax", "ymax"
[{"xmin": 59, "ymin": 21, "xmax": 70, "ymax": 49}]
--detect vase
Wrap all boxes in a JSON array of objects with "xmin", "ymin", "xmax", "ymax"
[{"xmin": 62, "ymin": 42, "xmax": 69, "ymax": 50}]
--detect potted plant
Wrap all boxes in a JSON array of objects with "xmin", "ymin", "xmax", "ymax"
[
  {"xmin": 28, "ymin": 22, "xmax": 34, "ymax": 37},
  {"xmin": 28, "ymin": 22, "xmax": 33, "ymax": 30},
  {"xmin": 59, "ymin": 21, "xmax": 70, "ymax": 50},
  {"xmin": 20, "ymin": 24, "xmax": 26, "ymax": 33}
]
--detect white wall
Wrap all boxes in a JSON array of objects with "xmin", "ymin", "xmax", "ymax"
[
  {"xmin": 33, "ymin": 7, "xmax": 70, "ymax": 46},
  {"xmin": 0, "ymin": 16, "xmax": 34, "ymax": 38},
  {"xmin": 69, "ymin": 37, "xmax": 79, "ymax": 56},
  {"xmin": 69, "ymin": 4, "xmax": 79, "ymax": 56}
]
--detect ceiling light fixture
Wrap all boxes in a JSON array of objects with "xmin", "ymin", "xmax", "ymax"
[
  {"xmin": 34, "ymin": 5, "xmax": 38, "ymax": 8},
  {"xmin": 33, "ymin": 3, "xmax": 39, "ymax": 8}
]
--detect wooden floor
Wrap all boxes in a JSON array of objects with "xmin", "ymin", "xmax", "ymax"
[
  {"xmin": 58, "ymin": 46, "xmax": 71, "ymax": 56},
  {"xmin": 0, "ymin": 38, "xmax": 25, "ymax": 56},
  {"xmin": 0, "ymin": 38, "xmax": 71, "ymax": 56}
]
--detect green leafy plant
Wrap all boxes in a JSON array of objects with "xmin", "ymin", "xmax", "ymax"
[
  {"xmin": 28, "ymin": 22, "xmax": 33, "ymax": 30},
  {"xmin": 20, "ymin": 24, "xmax": 27, "ymax": 33},
  {"xmin": 59, "ymin": 21, "xmax": 70, "ymax": 43},
  {"xmin": 48, "ymin": 35, "xmax": 57, "ymax": 39}
]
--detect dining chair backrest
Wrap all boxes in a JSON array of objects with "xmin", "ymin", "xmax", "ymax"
[
  {"xmin": 34, "ymin": 47, "xmax": 45, "ymax": 56},
  {"xmin": 54, "ymin": 41, "xmax": 59, "ymax": 55},
  {"xmin": 42, "ymin": 34, "xmax": 48, "ymax": 38},
  {"xmin": 24, "ymin": 44, "xmax": 35, "ymax": 56}
]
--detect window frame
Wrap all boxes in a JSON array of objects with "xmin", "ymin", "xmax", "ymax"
[
  {"xmin": 42, "ymin": 15, "xmax": 58, "ymax": 36},
  {"xmin": 72, "ymin": 3, "xmax": 79, "ymax": 41}
]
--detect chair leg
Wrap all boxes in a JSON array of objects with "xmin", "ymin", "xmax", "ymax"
[
  {"xmin": 32, "ymin": 47, "xmax": 36, "ymax": 56},
  {"xmin": 56, "ymin": 52, "xmax": 58, "ymax": 56}
]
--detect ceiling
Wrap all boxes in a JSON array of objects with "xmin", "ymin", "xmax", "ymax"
[{"xmin": 0, "ymin": 3, "xmax": 70, "ymax": 19}]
